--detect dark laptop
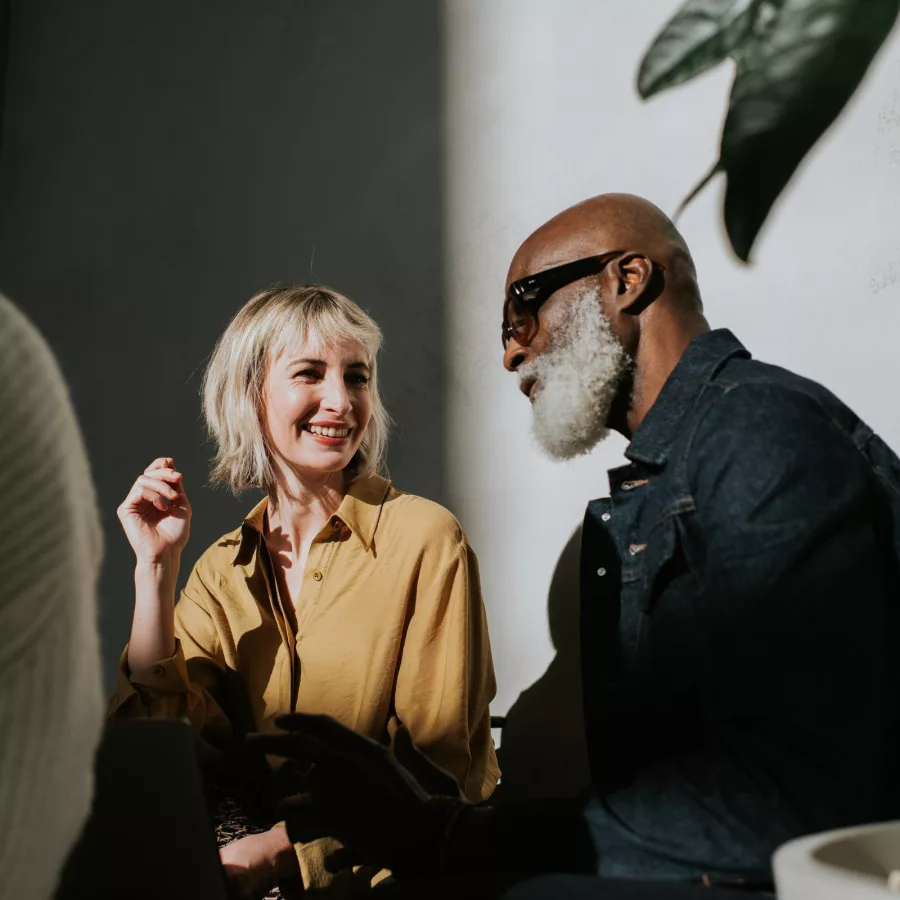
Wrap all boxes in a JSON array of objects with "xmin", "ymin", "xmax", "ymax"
[{"xmin": 54, "ymin": 718, "xmax": 229, "ymax": 900}]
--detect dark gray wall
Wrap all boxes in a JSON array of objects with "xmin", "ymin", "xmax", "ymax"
[{"xmin": 0, "ymin": 0, "xmax": 445, "ymax": 690}]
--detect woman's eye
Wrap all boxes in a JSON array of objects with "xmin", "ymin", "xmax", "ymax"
[
  {"xmin": 347, "ymin": 373, "xmax": 370, "ymax": 386},
  {"xmin": 295, "ymin": 369, "xmax": 322, "ymax": 380}
]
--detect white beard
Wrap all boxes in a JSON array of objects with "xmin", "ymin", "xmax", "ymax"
[{"xmin": 518, "ymin": 289, "xmax": 631, "ymax": 460}]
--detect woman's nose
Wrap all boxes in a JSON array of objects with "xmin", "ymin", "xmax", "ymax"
[{"xmin": 321, "ymin": 377, "xmax": 351, "ymax": 415}]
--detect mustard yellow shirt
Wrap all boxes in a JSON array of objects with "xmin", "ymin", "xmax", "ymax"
[{"xmin": 108, "ymin": 474, "xmax": 498, "ymax": 890}]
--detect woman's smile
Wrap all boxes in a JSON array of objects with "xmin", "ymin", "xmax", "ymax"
[{"xmin": 302, "ymin": 420, "xmax": 353, "ymax": 445}]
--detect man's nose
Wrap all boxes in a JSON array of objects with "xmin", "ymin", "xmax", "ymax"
[{"xmin": 503, "ymin": 340, "xmax": 528, "ymax": 372}]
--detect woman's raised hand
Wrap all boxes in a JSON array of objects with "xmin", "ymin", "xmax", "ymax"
[{"xmin": 117, "ymin": 457, "xmax": 192, "ymax": 564}]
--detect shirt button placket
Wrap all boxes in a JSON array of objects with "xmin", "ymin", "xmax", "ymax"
[{"xmin": 596, "ymin": 503, "xmax": 612, "ymax": 577}]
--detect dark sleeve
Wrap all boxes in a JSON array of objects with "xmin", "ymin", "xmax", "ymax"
[{"xmin": 581, "ymin": 382, "xmax": 898, "ymax": 883}]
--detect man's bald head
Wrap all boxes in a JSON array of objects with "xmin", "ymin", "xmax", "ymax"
[
  {"xmin": 503, "ymin": 193, "xmax": 710, "ymax": 445},
  {"xmin": 507, "ymin": 193, "xmax": 699, "ymax": 306}
]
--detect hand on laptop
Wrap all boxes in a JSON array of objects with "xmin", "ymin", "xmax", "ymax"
[
  {"xmin": 219, "ymin": 825, "xmax": 301, "ymax": 900},
  {"xmin": 248, "ymin": 714, "xmax": 471, "ymax": 876}
]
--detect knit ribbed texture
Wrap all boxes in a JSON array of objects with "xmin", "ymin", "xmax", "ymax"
[{"xmin": 0, "ymin": 294, "xmax": 104, "ymax": 900}]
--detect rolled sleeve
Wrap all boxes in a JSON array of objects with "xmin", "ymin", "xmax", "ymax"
[
  {"xmin": 107, "ymin": 563, "xmax": 233, "ymax": 751},
  {"xmin": 291, "ymin": 835, "xmax": 387, "ymax": 894},
  {"xmin": 129, "ymin": 641, "xmax": 193, "ymax": 693},
  {"xmin": 106, "ymin": 640, "xmax": 194, "ymax": 718}
]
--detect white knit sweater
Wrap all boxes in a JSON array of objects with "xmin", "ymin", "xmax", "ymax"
[{"xmin": 0, "ymin": 294, "xmax": 104, "ymax": 900}]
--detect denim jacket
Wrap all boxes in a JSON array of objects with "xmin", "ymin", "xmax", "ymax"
[{"xmin": 579, "ymin": 329, "xmax": 900, "ymax": 887}]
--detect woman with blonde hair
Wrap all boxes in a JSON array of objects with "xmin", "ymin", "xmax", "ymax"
[{"xmin": 109, "ymin": 285, "xmax": 499, "ymax": 898}]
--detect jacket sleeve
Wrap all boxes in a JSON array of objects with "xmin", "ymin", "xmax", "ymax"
[
  {"xmin": 580, "ymin": 382, "xmax": 898, "ymax": 883},
  {"xmin": 393, "ymin": 530, "xmax": 500, "ymax": 803},
  {"xmin": 107, "ymin": 559, "xmax": 233, "ymax": 753}
]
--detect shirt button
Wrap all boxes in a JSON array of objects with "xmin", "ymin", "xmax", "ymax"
[
  {"xmin": 312, "ymin": 570, "xmax": 323, "ymax": 581},
  {"xmin": 597, "ymin": 567, "xmax": 607, "ymax": 577},
  {"xmin": 601, "ymin": 513, "xmax": 611, "ymax": 522},
  {"xmin": 153, "ymin": 665, "xmax": 165, "ymax": 677}
]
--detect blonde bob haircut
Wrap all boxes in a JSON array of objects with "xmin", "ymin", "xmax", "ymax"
[{"xmin": 202, "ymin": 285, "xmax": 389, "ymax": 496}]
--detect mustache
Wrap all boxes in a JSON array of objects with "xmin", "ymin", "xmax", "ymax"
[{"xmin": 516, "ymin": 353, "xmax": 549, "ymax": 389}]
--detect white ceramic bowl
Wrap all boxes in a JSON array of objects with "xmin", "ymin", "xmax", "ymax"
[{"xmin": 774, "ymin": 821, "xmax": 900, "ymax": 899}]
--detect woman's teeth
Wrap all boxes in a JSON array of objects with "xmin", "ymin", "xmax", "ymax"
[{"xmin": 306, "ymin": 424, "xmax": 350, "ymax": 438}]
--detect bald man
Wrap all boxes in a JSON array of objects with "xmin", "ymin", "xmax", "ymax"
[{"xmin": 254, "ymin": 195, "xmax": 900, "ymax": 899}]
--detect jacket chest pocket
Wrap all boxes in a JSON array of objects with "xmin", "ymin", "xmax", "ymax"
[
  {"xmin": 640, "ymin": 515, "xmax": 683, "ymax": 612},
  {"xmin": 620, "ymin": 514, "xmax": 681, "ymax": 643}
]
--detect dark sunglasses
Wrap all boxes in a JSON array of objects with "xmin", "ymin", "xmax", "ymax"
[{"xmin": 501, "ymin": 250, "xmax": 626, "ymax": 350}]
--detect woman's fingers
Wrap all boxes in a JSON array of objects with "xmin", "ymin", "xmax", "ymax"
[
  {"xmin": 154, "ymin": 471, "xmax": 188, "ymax": 503},
  {"xmin": 142, "ymin": 466, "xmax": 183, "ymax": 486},
  {"xmin": 144, "ymin": 457, "xmax": 174, "ymax": 474},
  {"xmin": 144, "ymin": 458, "xmax": 187, "ymax": 487},
  {"xmin": 118, "ymin": 458, "xmax": 192, "ymax": 522},
  {"xmin": 150, "ymin": 468, "xmax": 181, "ymax": 483},
  {"xmin": 137, "ymin": 475, "xmax": 180, "ymax": 502},
  {"xmin": 137, "ymin": 485, "xmax": 170, "ymax": 512},
  {"xmin": 121, "ymin": 478, "xmax": 179, "ymax": 514}
]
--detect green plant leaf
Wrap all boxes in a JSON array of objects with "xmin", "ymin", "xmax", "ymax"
[
  {"xmin": 719, "ymin": 0, "xmax": 900, "ymax": 260},
  {"xmin": 638, "ymin": 0, "xmax": 763, "ymax": 98}
]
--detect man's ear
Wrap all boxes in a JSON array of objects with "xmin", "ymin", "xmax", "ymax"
[{"xmin": 607, "ymin": 253, "xmax": 662, "ymax": 315}]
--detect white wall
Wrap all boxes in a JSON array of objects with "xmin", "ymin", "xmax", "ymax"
[{"xmin": 445, "ymin": 0, "xmax": 900, "ymax": 793}]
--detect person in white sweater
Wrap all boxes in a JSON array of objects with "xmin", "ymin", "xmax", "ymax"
[{"xmin": 0, "ymin": 292, "xmax": 104, "ymax": 900}]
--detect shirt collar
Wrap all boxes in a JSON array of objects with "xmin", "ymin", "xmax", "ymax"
[
  {"xmin": 625, "ymin": 329, "xmax": 750, "ymax": 468},
  {"xmin": 232, "ymin": 474, "xmax": 392, "ymax": 562},
  {"xmin": 333, "ymin": 474, "xmax": 392, "ymax": 551}
]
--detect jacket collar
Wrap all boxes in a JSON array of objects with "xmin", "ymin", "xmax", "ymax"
[{"xmin": 625, "ymin": 329, "xmax": 750, "ymax": 468}]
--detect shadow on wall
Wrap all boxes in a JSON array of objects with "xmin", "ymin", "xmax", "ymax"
[
  {"xmin": 493, "ymin": 523, "xmax": 591, "ymax": 802},
  {"xmin": 0, "ymin": 0, "xmax": 445, "ymax": 691}
]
